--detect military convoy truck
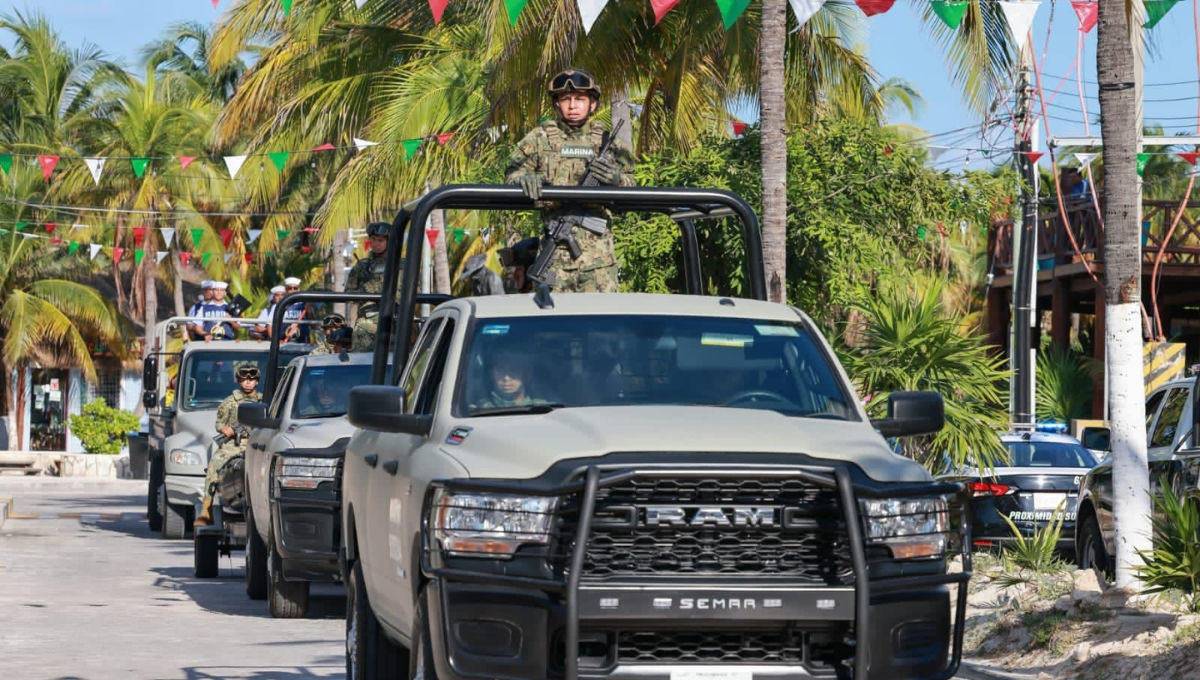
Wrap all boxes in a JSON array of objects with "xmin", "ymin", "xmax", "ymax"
[{"xmin": 340, "ymin": 185, "xmax": 973, "ymax": 680}]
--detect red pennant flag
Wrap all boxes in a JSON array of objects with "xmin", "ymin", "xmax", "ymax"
[
  {"xmin": 44, "ymin": 223, "xmax": 56, "ymax": 234},
  {"xmin": 218, "ymin": 229, "xmax": 234, "ymax": 248},
  {"xmin": 1071, "ymin": 1, "xmax": 1098, "ymax": 33},
  {"xmin": 650, "ymin": 0, "xmax": 682, "ymax": 24},
  {"xmin": 303, "ymin": 226, "xmax": 317, "ymax": 233},
  {"xmin": 1179, "ymin": 151, "xmax": 1199, "ymax": 166},
  {"xmin": 301, "ymin": 245, "xmax": 313, "ymax": 253},
  {"xmin": 132, "ymin": 226, "xmax": 146, "ymax": 245},
  {"xmin": 244, "ymin": 253, "xmax": 254, "ymax": 264},
  {"xmin": 179, "ymin": 156, "xmax": 197, "ymax": 170},
  {"xmin": 855, "ymin": 0, "xmax": 895, "ymax": 16},
  {"xmin": 112, "ymin": 247, "xmax": 125, "ymax": 263},
  {"xmin": 884, "ymin": 143, "xmax": 894, "ymax": 156},
  {"xmin": 50, "ymin": 237, "xmax": 62, "ymax": 245},
  {"xmin": 731, "ymin": 121, "xmax": 747, "ymax": 136},
  {"xmin": 179, "ymin": 252, "xmax": 191, "ymax": 267},
  {"xmin": 436, "ymin": 133, "xmax": 456, "ymax": 146},
  {"xmin": 39, "ymin": 155, "xmax": 59, "ymax": 181},
  {"xmin": 312, "ymin": 143, "xmax": 336, "ymax": 152},
  {"xmin": 1025, "ymin": 151, "xmax": 1044, "ymax": 164},
  {"xmin": 362, "ymin": 238, "xmax": 370, "ymax": 250},
  {"xmin": 426, "ymin": 229, "xmax": 440, "ymax": 248},
  {"xmin": 429, "ymin": 0, "xmax": 450, "ymax": 22}
]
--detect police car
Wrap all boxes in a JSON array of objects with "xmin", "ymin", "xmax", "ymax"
[{"xmin": 943, "ymin": 429, "xmax": 1098, "ymax": 553}]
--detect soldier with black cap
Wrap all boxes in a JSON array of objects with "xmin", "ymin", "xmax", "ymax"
[{"xmin": 346, "ymin": 221, "xmax": 394, "ymax": 351}]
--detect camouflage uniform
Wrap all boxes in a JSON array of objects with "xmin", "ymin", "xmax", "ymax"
[
  {"xmin": 505, "ymin": 119, "xmax": 635, "ymax": 293},
  {"xmin": 204, "ymin": 388, "xmax": 262, "ymax": 502},
  {"xmin": 472, "ymin": 392, "xmax": 550, "ymax": 410},
  {"xmin": 346, "ymin": 252, "xmax": 389, "ymax": 352},
  {"xmin": 310, "ymin": 334, "xmax": 333, "ymax": 355}
]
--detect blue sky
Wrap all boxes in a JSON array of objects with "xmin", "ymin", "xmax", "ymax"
[{"xmin": 13, "ymin": 0, "xmax": 1200, "ymax": 166}]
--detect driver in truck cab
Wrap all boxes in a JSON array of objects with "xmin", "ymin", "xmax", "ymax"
[
  {"xmin": 196, "ymin": 365, "xmax": 261, "ymax": 526},
  {"xmin": 471, "ymin": 350, "xmax": 549, "ymax": 410}
]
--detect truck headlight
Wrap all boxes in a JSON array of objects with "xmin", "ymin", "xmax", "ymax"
[
  {"xmin": 168, "ymin": 449, "xmax": 203, "ymax": 466},
  {"xmin": 430, "ymin": 490, "xmax": 557, "ymax": 559},
  {"xmin": 860, "ymin": 496, "xmax": 948, "ymax": 560},
  {"xmin": 275, "ymin": 457, "xmax": 338, "ymax": 489}
]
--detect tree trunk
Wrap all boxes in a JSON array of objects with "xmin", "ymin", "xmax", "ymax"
[
  {"xmin": 331, "ymin": 228, "xmax": 348, "ymax": 317},
  {"xmin": 759, "ymin": 0, "xmax": 788, "ymax": 303},
  {"xmin": 143, "ymin": 238, "xmax": 159, "ymax": 360},
  {"xmin": 611, "ymin": 89, "xmax": 634, "ymax": 150},
  {"xmin": 1097, "ymin": 0, "xmax": 1151, "ymax": 590},
  {"xmin": 14, "ymin": 364, "xmax": 25, "ymax": 451},
  {"xmin": 431, "ymin": 209, "xmax": 452, "ymax": 295}
]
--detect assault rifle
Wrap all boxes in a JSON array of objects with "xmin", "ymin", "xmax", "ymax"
[
  {"xmin": 526, "ymin": 119, "xmax": 626, "ymax": 286},
  {"xmin": 213, "ymin": 423, "xmax": 250, "ymax": 448}
]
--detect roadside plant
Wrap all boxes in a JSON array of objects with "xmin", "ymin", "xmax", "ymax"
[
  {"xmin": 1035, "ymin": 348, "xmax": 1095, "ymax": 424},
  {"xmin": 993, "ymin": 504, "xmax": 1069, "ymax": 586},
  {"xmin": 1136, "ymin": 481, "xmax": 1200, "ymax": 612},
  {"xmin": 68, "ymin": 399, "xmax": 140, "ymax": 455}
]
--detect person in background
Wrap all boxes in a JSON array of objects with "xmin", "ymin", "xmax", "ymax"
[
  {"xmin": 281, "ymin": 277, "xmax": 310, "ymax": 343},
  {"xmin": 201, "ymin": 282, "xmax": 238, "ymax": 342},
  {"xmin": 311, "ymin": 314, "xmax": 347, "ymax": 355},
  {"xmin": 346, "ymin": 221, "xmax": 392, "ymax": 351},
  {"xmin": 187, "ymin": 281, "xmax": 214, "ymax": 341},
  {"xmin": 251, "ymin": 285, "xmax": 286, "ymax": 340}
]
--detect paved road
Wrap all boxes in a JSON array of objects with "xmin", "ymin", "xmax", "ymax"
[{"xmin": 0, "ymin": 478, "xmax": 344, "ymax": 680}]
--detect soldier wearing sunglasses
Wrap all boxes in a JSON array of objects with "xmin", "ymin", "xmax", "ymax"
[
  {"xmin": 505, "ymin": 69, "xmax": 635, "ymax": 293},
  {"xmin": 311, "ymin": 313, "xmax": 347, "ymax": 355}
]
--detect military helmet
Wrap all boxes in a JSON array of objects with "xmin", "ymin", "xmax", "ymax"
[
  {"xmin": 322, "ymin": 313, "xmax": 346, "ymax": 330},
  {"xmin": 366, "ymin": 222, "xmax": 391, "ymax": 237},
  {"xmin": 236, "ymin": 365, "xmax": 261, "ymax": 382},
  {"xmin": 549, "ymin": 69, "xmax": 600, "ymax": 100}
]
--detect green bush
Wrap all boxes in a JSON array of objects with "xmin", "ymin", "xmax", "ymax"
[
  {"xmin": 1136, "ymin": 481, "xmax": 1200, "ymax": 612},
  {"xmin": 68, "ymin": 399, "xmax": 140, "ymax": 455},
  {"xmin": 994, "ymin": 502, "xmax": 1069, "ymax": 586}
]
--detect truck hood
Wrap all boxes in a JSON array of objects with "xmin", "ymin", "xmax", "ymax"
[
  {"xmin": 282, "ymin": 417, "xmax": 358, "ymax": 450},
  {"xmin": 436, "ymin": 405, "xmax": 931, "ymax": 484}
]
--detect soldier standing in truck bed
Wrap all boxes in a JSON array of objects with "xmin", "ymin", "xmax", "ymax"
[{"xmin": 346, "ymin": 221, "xmax": 393, "ymax": 351}]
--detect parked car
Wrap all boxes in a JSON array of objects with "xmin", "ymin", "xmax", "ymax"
[{"xmin": 943, "ymin": 432, "xmax": 1098, "ymax": 553}]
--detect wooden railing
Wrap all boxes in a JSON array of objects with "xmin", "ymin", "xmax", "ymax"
[{"xmin": 989, "ymin": 198, "xmax": 1200, "ymax": 273}]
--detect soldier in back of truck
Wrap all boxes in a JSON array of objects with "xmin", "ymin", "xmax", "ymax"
[
  {"xmin": 346, "ymin": 221, "xmax": 393, "ymax": 351},
  {"xmin": 505, "ymin": 68, "xmax": 635, "ymax": 293},
  {"xmin": 196, "ymin": 365, "xmax": 261, "ymax": 526},
  {"xmin": 198, "ymin": 282, "xmax": 239, "ymax": 342}
]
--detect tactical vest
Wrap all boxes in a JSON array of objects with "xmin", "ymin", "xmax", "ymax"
[{"xmin": 540, "ymin": 120, "xmax": 609, "ymax": 186}]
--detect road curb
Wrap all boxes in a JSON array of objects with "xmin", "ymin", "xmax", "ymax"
[
  {"xmin": 958, "ymin": 660, "xmax": 1044, "ymax": 680},
  {"xmin": 0, "ymin": 497, "xmax": 10, "ymax": 531}
]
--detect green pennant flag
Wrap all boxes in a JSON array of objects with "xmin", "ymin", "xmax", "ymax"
[
  {"xmin": 454, "ymin": 229, "xmax": 464, "ymax": 244},
  {"xmin": 135, "ymin": 249, "xmax": 145, "ymax": 265},
  {"xmin": 16, "ymin": 221, "xmax": 29, "ymax": 231},
  {"xmin": 931, "ymin": 1, "xmax": 969, "ymax": 29},
  {"xmin": 202, "ymin": 253, "xmax": 211, "ymax": 266},
  {"xmin": 402, "ymin": 139, "xmax": 423, "ymax": 161},
  {"xmin": 715, "ymin": 0, "xmax": 752, "ymax": 28},
  {"xmin": 282, "ymin": 0, "xmax": 294, "ymax": 16},
  {"xmin": 278, "ymin": 230, "xmax": 291, "ymax": 241},
  {"xmin": 68, "ymin": 241, "xmax": 79, "ymax": 255},
  {"xmin": 1144, "ymin": 0, "xmax": 1181, "ymax": 28},
  {"xmin": 504, "ymin": 0, "xmax": 529, "ymax": 24},
  {"xmin": 917, "ymin": 226, "xmax": 927, "ymax": 240},
  {"xmin": 981, "ymin": 149, "xmax": 990, "ymax": 157},
  {"xmin": 131, "ymin": 158, "xmax": 150, "ymax": 178},
  {"xmin": 1137, "ymin": 152, "xmax": 1150, "ymax": 177},
  {"xmin": 191, "ymin": 227, "xmax": 204, "ymax": 245},
  {"xmin": 0, "ymin": 154, "xmax": 11, "ymax": 176},
  {"xmin": 268, "ymin": 151, "xmax": 290, "ymax": 172}
]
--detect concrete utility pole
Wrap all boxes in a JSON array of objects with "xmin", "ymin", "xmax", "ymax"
[{"xmin": 1011, "ymin": 43, "xmax": 1039, "ymax": 432}]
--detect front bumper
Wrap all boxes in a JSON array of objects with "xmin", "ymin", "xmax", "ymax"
[
  {"xmin": 269, "ymin": 442, "xmax": 346, "ymax": 582},
  {"xmin": 420, "ymin": 461, "xmax": 971, "ymax": 680},
  {"xmin": 165, "ymin": 473, "xmax": 205, "ymax": 509}
]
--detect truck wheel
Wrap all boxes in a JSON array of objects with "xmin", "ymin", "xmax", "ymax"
[
  {"xmin": 268, "ymin": 537, "xmax": 309, "ymax": 619},
  {"xmin": 410, "ymin": 586, "xmax": 439, "ymax": 680},
  {"xmin": 245, "ymin": 510, "xmax": 268, "ymax": 600},
  {"xmin": 347, "ymin": 560, "xmax": 407, "ymax": 680},
  {"xmin": 147, "ymin": 457, "xmax": 163, "ymax": 532},
  {"xmin": 194, "ymin": 533, "xmax": 220, "ymax": 578},
  {"xmin": 1078, "ymin": 514, "xmax": 1113, "ymax": 584},
  {"xmin": 162, "ymin": 487, "xmax": 186, "ymax": 540}
]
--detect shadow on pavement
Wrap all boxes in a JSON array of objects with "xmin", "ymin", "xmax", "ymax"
[
  {"xmin": 83, "ymin": 517, "xmax": 177, "ymax": 542},
  {"xmin": 151, "ymin": 566, "xmax": 345, "ymax": 619}
]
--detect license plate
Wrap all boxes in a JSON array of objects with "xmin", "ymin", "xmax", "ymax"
[
  {"xmin": 1033, "ymin": 492, "xmax": 1068, "ymax": 511},
  {"xmin": 671, "ymin": 671, "xmax": 753, "ymax": 680}
]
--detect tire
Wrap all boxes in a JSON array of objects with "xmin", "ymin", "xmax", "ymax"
[
  {"xmin": 268, "ymin": 535, "xmax": 309, "ymax": 619},
  {"xmin": 1078, "ymin": 513, "xmax": 1114, "ymax": 583},
  {"xmin": 410, "ymin": 586, "xmax": 438, "ymax": 680},
  {"xmin": 245, "ymin": 510, "xmax": 268, "ymax": 600},
  {"xmin": 347, "ymin": 560, "xmax": 407, "ymax": 680},
  {"xmin": 194, "ymin": 533, "xmax": 220, "ymax": 578},
  {"xmin": 147, "ymin": 456, "xmax": 163, "ymax": 532},
  {"xmin": 162, "ymin": 487, "xmax": 187, "ymax": 540}
]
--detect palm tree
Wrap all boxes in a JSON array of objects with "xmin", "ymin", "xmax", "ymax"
[{"xmin": 139, "ymin": 21, "xmax": 250, "ymax": 104}]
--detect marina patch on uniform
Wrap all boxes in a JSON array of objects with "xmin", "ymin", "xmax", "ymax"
[
  {"xmin": 446, "ymin": 426, "xmax": 472, "ymax": 445},
  {"xmin": 560, "ymin": 144, "xmax": 595, "ymax": 158}
]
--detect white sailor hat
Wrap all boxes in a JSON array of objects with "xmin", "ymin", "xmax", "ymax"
[
  {"xmin": 212, "ymin": 281, "xmax": 229, "ymax": 290},
  {"xmin": 270, "ymin": 285, "xmax": 286, "ymax": 294},
  {"xmin": 284, "ymin": 277, "xmax": 302, "ymax": 287},
  {"xmin": 201, "ymin": 280, "xmax": 214, "ymax": 289}
]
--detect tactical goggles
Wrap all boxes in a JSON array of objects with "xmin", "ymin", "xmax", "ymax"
[
  {"xmin": 322, "ymin": 315, "xmax": 345, "ymax": 329},
  {"xmin": 550, "ymin": 71, "xmax": 597, "ymax": 95},
  {"xmin": 236, "ymin": 367, "xmax": 261, "ymax": 381},
  {"xmin": 366, "ymin": 222, "xmax": 391, "ymax": 237}
]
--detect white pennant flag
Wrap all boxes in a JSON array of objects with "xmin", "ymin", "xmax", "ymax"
[
  {"xmin": 72, "ymin": 223, "xmax": 86, "ymax": 230},
  {"xmin": 999, "ymin": 2, "xmax": 1041, "ymax": 53},
  {"xmin": 223, "ymin": 253, "xmax": 233, "ymax": 264},
  {"xmin": 788, "ymin": 0, "xmax": 826, "ymax": 32},
  {"xmin": 353, "ymin": 137, "xmax": 379, "ymax": 151},
  {"xmin": 1075, "ymin": 152, "xmax": 1098, "ymax": 168},
  {"xmin": 928, "ymin": 146, "xmax": 948, "ymax": 162},
  {"xmin": 355, "ymin": 0, "xmax": 369, "ymax": 6},
  {"xmin": 162, "ymin": 227, "xmax": 175, "ymax": 248},
  {"xmin": 156, "ymin": 251, "xmax": 168, "ymax": 264},
  {"xmin": 84, "ymin": 157, "xmax": 106, "ymax": 185},
  {"xmin": 89, "ymin": 244, "xmax": 102, "ymax": 260},
  {"xmin": 248, "ymin": 229, "xmax": 262, "ymax": 244},
  {"xmin": 20, "ymin": 232, "xmax": 35, "ymax": 240},
  {"xmin": 224, "ymin": 155, "xmax": 247, "ymax": 178},
  {"xmin": 577, "ymin": 0, "xmax": 608, "ymax": 33}
]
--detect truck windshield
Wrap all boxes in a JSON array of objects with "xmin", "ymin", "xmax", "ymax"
[
  {"xmin": 180, "ymin": 350, "xmax": 306, "ymax": 411},
  {"xmin": 457, "ymin": 315, "xmax": 855, "ymax": 419},
  {"xmin": 292, "ymin": 364, "xmax": 373, "ymax": 419}
]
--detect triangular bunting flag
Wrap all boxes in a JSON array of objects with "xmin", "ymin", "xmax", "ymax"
[
  {"xmin": 278, "ymin": 230, "xmax": 291, "ymax": 241},
  {"xmin": 84, "ymin": 157, "xmax": 106, "ymax": 185},
  {"xmin": 931, "ymin": 0, "xmax": 969, "ymax": 29},
  {"xmin": 426, "ymin": 229, "xmax": 440, "ymax": 248},
  {"xmin": 303, "ymin": 226, "xmax": 317, "ymax": 233},
  {"xmin": 454, "ymin": 230, "xmax": 464, "ymax": 243},
  {"xmin": 68, "ymin": 242, "xmax": 79, "ymax": 255},
  {"xmin": 202, "ymin": 253, "xmax": 211, "ymax": 266},
  {"xmin": 213, "ymin": 0, "xmax": 219, "ymax": 7},
  {"xmin": 112, "ymin": 247, "xmax": 124, "ymax": 264},
  {"xmin": 223, "ymin": 155, "xmax": 247, "ymax": 178},
  {"xmin": 650, "ymin": 0, "xmax": 682, "ymax": 23},
  {"xmin": 131, "ymin": 158, "xmax": 150, "ymax": 178},
  {"xmin": 0, "ymin": 154, "xmax": 11, "ymax": 175},
  {"xmin": 162, "ymin": 228, "xmax": 175, "ymax": 248},
  {"xmin": 179, "ymin": 252, "xmax": 191, "ymax": 267},
  {"xmin": 1075, "ymin": 152, "xmax": 1098, "ymax": 167},
  {"xmin": 999, "ymin": 2, "xmax": 1041, "ymax": 52},
  {"xmin": 156, "ymin": 251, "xmax": 168, "ymax": 264},
  {"xmin": 281, "ymin": 0, "xmax": 294, "ymax": 16},
  {"xmin": 132, "ymin": 226, "xmax": 146, "ymax": 245},
  {"xmin": 788, "ymin": 0, "xmax": 826, "ymax": 31},
  {"xmin": 429, "ymin": 0, "xmax": 450, "ymax": 23},
  {"xmin": 732, "ymin": 121, "xmax": 747, "ymax": 136},
  {"xmin": 403, "ymin": 139, "xmax": 423, "ymax": 160},
  {"xmin": 1071, "ymin": 1, "xmax": 1097, "ymax": 32},
  {"xmin": 577, "ymin": 0, "xmax": 608, "ymax": 32},
  {"xmin": 219, "ymin": 228, "xmax": 234, "ymax": 248},
  {"xmin": 44, "ymin": 223, "xmax": 56, "ymax": 234},
  {"xmin": 312, "ymin": 143, "xmax": 336, "ymax": 152},
  {"xmin": 355, "ymin": 0, "xmax": 368, "ymax": 7},
  {"xmin": 191, "ymin": 228, "xmax": 204, "ymax": 245},
  {"xmin": 928, "ymin": 146, "xmax": 948, "ymax": 162},
  {"xmin": 301, "ymin": 245, "xmax": 313, "ymax": 254},
  {"xmin": 50, "ymin": 237, "xmax": 62, "ymax": 245},
  {"xmin": 223, "ymin": 253, "xmax": 233, "ymax": 264},
  {"xmin": 248, "ymin": 229, "xmax": 262, "ymax": 244},
  {"xmin": 917, "ymin": 226, "xmax": 927, "ymax": 240},
  {"xmin": 179, "ymin": 156, "xmax": 196, "ymax": 170},
  {"xmin": 1179, "ymin": 151, "xmax": 1199, "ymax": 166},
  {"xmin": 504, "ymin": 0, "xmax": 530, "ymax": 24},
  {"xmin": 245, "ymin": 253, "xmax": 254, "ymax": 264},
  {"xmin": 1025, "ymin": 151, "xmax": 1044, "ymax": 164},
  {"xmin": 855, "ymin": 0, "xmax": 896, "ymax": 16},
  {"xmin": 436, "ymin": 133, "xmax": 456, "ymax": 146},
  {"xmin": 135, "ymin": 249, "xmax": 145, "ymax": 265},
  {"xmin": 1144, "ymin": 0, "xmax": 1181, "ymax": 28},
  {"xmin": 268, "ymin": 151, "xmax": 289, "ymax": 171},
  {"xmin": 15, "ymin": 221, "xmax": 28, "ymax": 232},
  {"xmin": 90, "ymin": 244, "xmax": 102, "ymax": 261},
  {"xmin": 715, "ymin": 0, "xmax": 752, "ymax": 28},
  {"xmin": 39, "ymin": 155, "xmax": 59, "ymax": 181},
  {"xmin": 1137, "ymin": 152, "xmax": 1150, "ymax": 176},
  {"xmin": 353, "ymin": 137, "xmax": 379, "ymax": 151}
]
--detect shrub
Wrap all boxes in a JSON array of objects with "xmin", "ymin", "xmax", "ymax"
[
  {"xmin": 68, "ymin": 399, "xmax": 140, "ymax": 455},
  {"xmin": 993, "ymin": 503, "xmax": 1069, "ymax": 586},
  {"xmin": 1136, "ymin": 481, "xmax": 1200, "ymax": 612}
]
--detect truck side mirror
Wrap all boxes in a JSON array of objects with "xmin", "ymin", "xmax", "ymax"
[
  {"xmin": 1081, "ymin": 426, "xmax": 1111, "ymax": 453},
  {"xmin": 871, "ymin": 391, "xmax": 945, "ymax": 438},
  {"xmin": 142, "ymin": 355, "xmax": 159, "ymax": 409},
  {"xmin": 238, "ymin": 402, "xmax": 280, "ymax": 430},
  {"xmin": 348, "ymin": 386, "xmax": 432, "ymax": 436}
]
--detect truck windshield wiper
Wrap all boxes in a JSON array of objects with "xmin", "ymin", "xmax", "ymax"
[{"xmin": 471, "ymin": 403, "xmax": 566, "ymax": 417}]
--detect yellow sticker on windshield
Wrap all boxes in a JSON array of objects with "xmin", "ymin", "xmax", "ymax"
[{"xmin": 701, "ymin": 333, "xmax": 753, "ymax": 348}]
